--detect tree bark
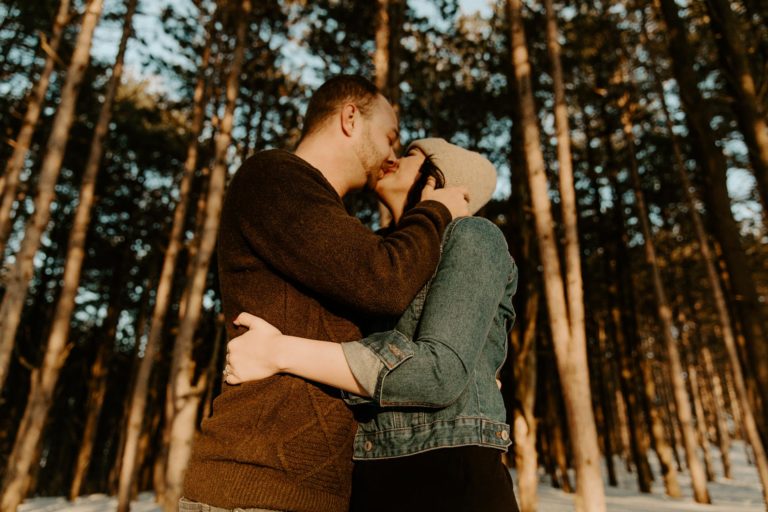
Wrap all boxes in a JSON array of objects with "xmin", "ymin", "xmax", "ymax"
[
  {"xmin": 595, "ymin": 318, "xmax": 618, "ymax": 487},
  {"xmin": 162, "ymin": 2, "xmax": 250, "ymax": 508},
  {"xmin": 545, "ymin": 367, "xmax": 574, "ymax": 493},
  {"xmin": 0, "ymin": 0, "xmax": 104, "ymax": 397},
  {"xmin": 115, "ymin": 14, "xmax": 212, "ymax": 512},
  {"xmin": 702, "ymin": 345, "xmax": 732, "ymax": 478},
  {"xmin": 512, "ymin": 285, "xmax": 539, "ymax": 512},
  {"xmin": 0, "ymin": 0, "xmax": 71, "ymax": 258},
  {"xmin": 596, "ymin": 113, "xmax": 662, "ymax": 495},
  {"xmin": 654, "ymin": 0, "xmax": 768, "ymax": 432},
  {"xmin": 506, "ymin": 1, "xmax": 605, "ymax": 509},
  {"xmin": 620, "ymin": 84, "xmax": 711, "ymax": 502},
  {"xmin": 644, "ymin": 7, "xmax": 768, "ymax": 499},
  {"xmin": 704, "ymin": 0, "xmax": 768, "ymax": 222},
  {"xmin": 680, "ymin": 315, "xmax": 716, "ymax": 482},
  {"xmin": 69, "ymin": 256, "xmax": 126, "ymax": 500},
  {"xmin": 0, "ymin": 2, "xmax": 105, "ymax": 509},
  {"xmin": 0, "ymin": 1, "xmax": 132, "ymax": 505}
]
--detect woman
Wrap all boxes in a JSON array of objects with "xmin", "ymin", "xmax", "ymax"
[{"xmin": 226, "ymin": 138, "xmax": 519, "ymax": 512}]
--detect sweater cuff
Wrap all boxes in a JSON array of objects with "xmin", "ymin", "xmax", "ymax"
[{"xmin": 412, "ymin": 199, "xmax": 453, "ymax": 226}]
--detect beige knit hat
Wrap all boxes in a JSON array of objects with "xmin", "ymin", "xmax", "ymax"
[{"xmin": 407, "ymin": 138, "xmax": 498, "ymax": 215}]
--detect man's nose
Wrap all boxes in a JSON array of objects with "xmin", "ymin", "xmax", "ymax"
[{"xmin": 384, "ymin": 153, "xmax": 399, "ymax": 171}]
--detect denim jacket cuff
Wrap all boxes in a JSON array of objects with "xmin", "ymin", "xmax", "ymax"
[
  {"xmin": 340, "ymin": 330, "xmax": 414, "ymax": 405},
  {"xmin": 340, "ymin": 341, "xmax": 383, "ymax": 404}
]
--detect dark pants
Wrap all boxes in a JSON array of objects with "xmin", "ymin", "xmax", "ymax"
[{"xmin": 350, "ymin": 446, "xmax": 520, "ymax": 512}]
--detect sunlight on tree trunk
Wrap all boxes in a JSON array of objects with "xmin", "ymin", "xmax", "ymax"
[
  {"xmin": 162, "ymin": 1, "xmax": 251, "ymax": 508},
  {"xmin": 0, "ymin": 0, "xmax": 70, "ymax": 258},
  {"xmin": 0, "ymin": 0, "xmax": 104, "ymax": 396},
  {"xmin": 507, "ymin": 1, "xmax": 605, "ymax": 510},
  {"xmin": 116, "ymin": 12, "xmax": 213, "ymax": 512}
]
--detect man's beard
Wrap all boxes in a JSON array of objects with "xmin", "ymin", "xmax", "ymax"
[{"xmin": 356, "ymin": 128, "xmax": 383, "ymax": 190}]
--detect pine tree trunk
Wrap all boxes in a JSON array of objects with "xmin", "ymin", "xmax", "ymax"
[
  {"xmin": 654, "ymin": 0, "xmax": 768, "ymax": 432},
  {"xmin": 0, "ymin": 0, "xmax": 71, "ymax": 258},
  {"xmin": 704, "ymin": 0, "xmax": 768, "ymax": 222},
  {"xmin": 0, "ymin": 1, "xmax": 131, "ymax": 506},
  {"xmin": 505, "ymin": 74, "xmax": 538, "ymax": 512},
  {"xmin": 609, "ymin": 343, "xmax": 632, "ymax": 473},
  {"xmin": 506, "ymin": 1, "xmax": 605, "ymax": 509},
  {"xmin": 595, "ymin": 318, "xmax": 618, "ymax": 487},
  {"xmin": 702, "ymin": 345, "xmax": 732, "ymax": 478},
  {"xmin": 543, "ymin": 5, "xmax": 599, "ymax": 488},
  {"xmin": 620, "ymin": 86, "xmax": 711, "ymax": 502},
  {"xmin": 680, "ymin": 315, "xmax": 716, "ymax": 482},
  {"xmin": 643, "ymin": 9, "xmax": 768, "ymax": 498},
  {"xmin": 374, "ymin": 0, "xmax": 390, "ymax": 95},
  {"xmin": 0, "ymin": 0, "xmax": 104, "ymax": 397},
  {"xmin": 69, "ymin": 341, "xmax": 110, "ymax": 499},
  {"xmin": 545, "ymin": 371, "xmax": 574, "ymax": 493},
  {"xmin": 115, "ymin": 16, "xmax": 212, "ymax": 512},
  {"xmin": 689, "ymin": 363, "xmax": 716, "ymax": 481},
  {"xmin": 598, "ymin": 117, "xmax": 667, "ymax": 495},
  {"xmin": 724, "ymin": 366, "xmax": 744, "ymax": 441},
  {"xmin": 0, "ymin": 3, "xmax": 105, "ymax": 510},
  {"xmin": 512, "ymin": 285, "xmax": 539, "ymax": 512},
  {"xmin": 202, "ymin": 313, "xmax": 225, "ymax": 419},
  {"xmin": 69, "ymin": 258, "xmax": 125, "ymax": 500},
  {"xmin": 162, "ymin": 2, "xmax": 250, "ymax": 508}
]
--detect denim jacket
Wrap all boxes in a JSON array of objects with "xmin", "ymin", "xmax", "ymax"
[{"xmin": 340, "ymin": 217, "xmax": 518, "ymax": 460}]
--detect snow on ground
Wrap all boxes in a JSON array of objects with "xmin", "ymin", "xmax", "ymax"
[
  {"xmin": 18, "ymin": 442, "xmax": 764, "ymax": 511},
  {"xmin": 18, "ymin": 492, "xmax": 161, "ymax": 512},
  {"xmin": 513, "ymin": 440, "xmax": 765, "ymax": 511}
]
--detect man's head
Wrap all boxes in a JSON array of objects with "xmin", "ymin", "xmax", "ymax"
[{"xmin": 296, "ymin": 75, "xmax": 399, "ymax": 194}]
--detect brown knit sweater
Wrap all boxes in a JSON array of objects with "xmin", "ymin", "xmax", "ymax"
[{"xmin": 183, "ymin": 150, "xmax": 451, "ymax": 512}]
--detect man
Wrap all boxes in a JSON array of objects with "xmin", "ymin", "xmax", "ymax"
[{"xmin": 181, "ymin": 75, "xmax": 468, "ymax": 512}]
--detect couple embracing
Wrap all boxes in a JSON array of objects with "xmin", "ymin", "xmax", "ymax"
[{"xmin": 180, "ymin": 75, "xmax": 520, "ymax": 512}]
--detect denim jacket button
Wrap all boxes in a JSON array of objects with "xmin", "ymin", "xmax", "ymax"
[
  {"xmin": 501, "ymin": 430, "xmax": 509, "ymax": 441},
  {"xmin": 364, "ymin": 440, "xmax": 374, "ymax": 451}
]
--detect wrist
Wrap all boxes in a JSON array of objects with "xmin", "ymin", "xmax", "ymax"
[{"xmin": 272, "ymin": 334, "xmax": 291, "ymax": 373}]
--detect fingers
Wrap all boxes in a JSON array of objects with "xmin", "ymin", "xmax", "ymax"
[
  {"xmin": 233, "ymin": 312, "xmax": 258, "ymax": 328},
  {"xmin": 423, "ymin": 176, "xmax": 436, "ymax": 192},
  {"xmin": 223, "ymin": 363, "xmax": 241, "ymax": 385}
]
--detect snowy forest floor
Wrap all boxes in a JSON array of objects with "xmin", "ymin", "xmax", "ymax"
[
  {"xmin": 514, "ymin": 440, "xmax": 764, "ymax": 511},
  {"xmin": 18, "ymin": 441, "xmax": 764, "ymax": 511}
]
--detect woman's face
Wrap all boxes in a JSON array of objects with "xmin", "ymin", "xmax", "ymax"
[{"xmin": 375, "ymin": 147, "xmax": 426, "ymax": 209}]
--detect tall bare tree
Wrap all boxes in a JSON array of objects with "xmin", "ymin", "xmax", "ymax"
[
  {"xmin": 0, "ymin": 0, "xmax": 104, "ymax": 393},
  {"xmin": 619, "ymin": 81, "xmax": 711, "ymax": 502},
  {"xmin": 0, "ymin": 0, "xmax": 70, "ymax": 258},
  {"xmin": 116, "ymin": 13, "xmax": 213, "ymax": 512},
  {"xmin": 507, "ymin": 1, "xmax": 605, "ymax": 510},
  {"xmin": 654, "ymin": 0, "xmax": 768, "ymax": 429},
  {"xmin": 162, "ymin": 1, "xmax": 251, "ymax": 508},
  {"xmin": 646, "ymin": 3, "xmax": 768, "ymax": 503},
  {"xmin": 704, "ymin": 0, "xmax": 768, "ymax": 222},
  {"xmin": 0, "ymin": 2, "xmax": 125, "ymax": 509},
  {"xmin": 69, "ymin": 255, "xmax": 126, "ymax": 500}
]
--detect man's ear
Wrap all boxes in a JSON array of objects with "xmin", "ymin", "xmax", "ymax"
[{"xmin": 340, "ymin": 103, "xmax": 357, "ymax": 137}]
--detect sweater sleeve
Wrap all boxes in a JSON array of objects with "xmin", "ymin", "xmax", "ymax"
[{"xmin": 230, "ymin": 152, "xmax": 452, "ymax": 316}]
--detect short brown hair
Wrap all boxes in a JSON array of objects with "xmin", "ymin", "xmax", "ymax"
[{"xmin": 299, "ymin": 75, "xmax": 381, "ymax": 141}]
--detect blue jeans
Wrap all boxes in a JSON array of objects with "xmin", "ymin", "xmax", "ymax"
[{"xmin": 178, "ymin": 497, "xmax": 283, "ymax": 512}]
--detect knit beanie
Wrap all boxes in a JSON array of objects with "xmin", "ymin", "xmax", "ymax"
[{"xmin": 407, "ymin": 138, "xmax": 497, "ymax": 215}]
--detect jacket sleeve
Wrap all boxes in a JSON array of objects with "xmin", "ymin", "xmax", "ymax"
[
  {"xmin": 341, "ymin": 217, "xmax": 518, "ymax": 408},
  {"xmin": 231, "ymin": 154, "xmax": 452, "ymax": 316}
]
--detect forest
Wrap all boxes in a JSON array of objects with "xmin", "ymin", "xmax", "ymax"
[{"xmin": 0, "ymin": 0, "xmax": 767, "ymax": 511}]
